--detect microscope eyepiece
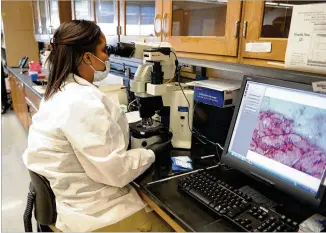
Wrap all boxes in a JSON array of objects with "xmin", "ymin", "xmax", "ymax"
[{"xmin": 107, "ymin": 42, "xmax": 135, "ymax": 58}]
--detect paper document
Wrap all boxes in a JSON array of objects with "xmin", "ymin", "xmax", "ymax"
[
  {"xmin": 285, "ymin": 3, "xmax": 326, "ymax": 73},
  {"xmin": 312, "ymin": 81, "xmax": 326, "ymax": 93}
]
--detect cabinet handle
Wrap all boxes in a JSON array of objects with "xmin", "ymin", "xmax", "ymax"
[
  {"xmin": 116, "ymin": 25, "xmax": 122, "ymax": 35},
  {"xmin": 242, "ymin": 21, "xmax": 248, "ymax": 38},
  {"xmin": 154, "ymin": 14, "xmax": 162, "ymax": 37},
  {"xmin": 234, "ymin": 21, "xmax": 240, "ymax": 38},
  {"xmin": 49, "ymin": 25, "xmax": 54, "ymax": 34},
  {"xmin": 163, "ymin": 13, "xmax": 168, "ymax": 38}
]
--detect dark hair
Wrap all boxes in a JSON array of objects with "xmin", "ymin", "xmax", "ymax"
[{"xmin": 44, "ymin": 20, "xmax": 101, "ymax": 100}]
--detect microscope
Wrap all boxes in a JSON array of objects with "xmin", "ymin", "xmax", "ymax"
[{"xmin": 108, "ymin": 42, "xmax": 194, "ymax": 149}]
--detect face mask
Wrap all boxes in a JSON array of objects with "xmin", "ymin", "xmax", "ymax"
[{"xmin": 88, "ymin": 53, "xmax": 111, "ymax": 82}]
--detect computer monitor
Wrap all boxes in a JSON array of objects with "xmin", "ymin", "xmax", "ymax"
[{"xmin": 222, "ymin": 75, "xmax": 326, "ymax": 207}]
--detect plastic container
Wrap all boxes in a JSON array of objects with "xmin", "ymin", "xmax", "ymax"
[
  {"xmin": 28, "ymin": 61, "xmax": 42, "ymax": 73},
  {"xmin": 29, "ymin": 71, "xmax": 38, "ymax": 81}
]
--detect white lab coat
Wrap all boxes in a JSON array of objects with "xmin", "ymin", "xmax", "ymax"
[{"xmin": 23, "ymin": 73, "xmax": 155, "ymax": 232}]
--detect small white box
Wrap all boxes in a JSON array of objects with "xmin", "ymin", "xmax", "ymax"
[{"xmin": 188, "ymin": 79, "xmax": 241, "ymax": 108}]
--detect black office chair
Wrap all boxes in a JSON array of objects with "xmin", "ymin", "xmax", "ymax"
[{"xmin": 24, "ymin": 170, "xmax": 57, "ymax": 232}]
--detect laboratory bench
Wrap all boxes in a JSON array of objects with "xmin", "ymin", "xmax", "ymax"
[
  {"xmin": 132, "ymin": 145, "xmax": 319, "ymax": 232},
  {"xmin": 6, "ymin": 67, "xmax": 125, "ymax": 131},
  {"xmin": 7, "ymin": 67, "xmax": 319, "ymax": 232}
]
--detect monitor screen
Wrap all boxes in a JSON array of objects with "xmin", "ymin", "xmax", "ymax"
[{"xmin": 222, "ymin": 76, "xmax": 326, "ymax": 205}]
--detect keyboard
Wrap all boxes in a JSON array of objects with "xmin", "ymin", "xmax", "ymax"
[
  {"xmin": 178, "ymin": 171, "xmax": 299, "ymax": 232},
  {"xmin": 239, "ymin": 185, "xmax": 276, "ymax": 208}
]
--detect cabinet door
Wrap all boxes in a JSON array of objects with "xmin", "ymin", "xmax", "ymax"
[
  {"xmin": 162, "ymin": 0, "xmax": 242, "ymax": 57},
  {"xmin": 95, "ymin": 0, "xmax": 119, "ymax": 44},
  {"xmin": 31, "ymin": 1, "xmax": 41, "ymax": 35},
  {"xmin": 8, "ymin": 75, "xmax": 18, "ymax": 114},
  {"xmin": 48, "ymin": 0, "xmax": 60, "ymax": 33},
  {"xmin": 39, "ymin": 0, "xmax": 50, "ymax": 34},
  {"xmin": 16, "ymin": 79, "xmax": 28, "ymax": 130},
  {"xmin": 9, "ymin": 76, "xmax": 29, "ymax": 130},
  {"xmin": 241, "ymin": 1, "xmax": 326, "ymax": 61},
  {"xmin": 72, "ymin": 0, "xmax": 94, "ymax": 21},
  {"xmin": 120, "ymin": 0, "xmax": 162, "ymax": 43}
]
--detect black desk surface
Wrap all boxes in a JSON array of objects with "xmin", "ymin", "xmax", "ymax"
[{"xmin": 134, "ymin": 148, "xmax": 316, "ymax": 232}]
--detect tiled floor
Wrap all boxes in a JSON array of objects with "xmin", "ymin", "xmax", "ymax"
[{"xmin": 2, "ymin": 111, "xmax": 36, "ymax": 232}]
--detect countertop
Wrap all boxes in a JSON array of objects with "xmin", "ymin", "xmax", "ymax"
[
  {"xmin": 7, "ymin": 67, "xmax": 126, "ymax": 100},
  {"xmin": 7, "ymin": 67, "xmax": 44, "ymax": 99}
]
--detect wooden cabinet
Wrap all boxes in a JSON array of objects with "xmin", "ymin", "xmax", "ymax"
[
  {"xmin": 240, "ymin": 1, "xmax": 326, "ymax": 62},
  {"xmin": 161, "ymin": 0, "xmax": 242, "ymax": 57},
  {"xmin": 119, "ymin": 0, "xmax": 162, "ymax": 43},
  {"xmin": 31, "ymin": 0, "xmax": 72, "ymax": 42},
  {"xmin": 8, "ymin": 74, "xmax": 30, "ymax": 131},
  {"xmin": 31, "ymin": 1, "xmax": 41, "ymax": 35},
  {"xmin": 48, "ymin": 0, "xmax": 61, "ymax": 33},
  {"xmin": 27, "ymin": 0, "xmax": 325, "ymax": 74},
  {"xmin": 9, "ymin": 75, "xmax": 19, "ymax": 117},
  {"xmin": 9, "ymin": 73, "xmax": 41, "ymax": 131},
  {"xmin": 31, "ymin": 0, "xmax": 52, "ymax": 41},
  {"xmin": 2, "ymin": 1, "xmax": 39, "ymax": 66}
]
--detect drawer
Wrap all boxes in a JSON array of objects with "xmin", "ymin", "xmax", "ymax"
[
  {"xmin": 25, "ymin": 97, "xmax": 38, "ymax": 117},
  {"xmin": 24, "ymin": 87, "xmax": 41, "ymax": 110}
]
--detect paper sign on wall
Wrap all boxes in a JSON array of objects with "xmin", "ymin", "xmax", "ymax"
[
  {"xmin": 285, "ymin": 3, "xmax": 326, "ymax": 73},
  {"xmin": 312, "ymin": 81, "xmax": 326, "ymax": 93}
]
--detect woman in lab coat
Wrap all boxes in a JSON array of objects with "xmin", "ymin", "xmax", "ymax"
[{"xmin": 23, "ymin": 20, "xmax": 172, "ymax": 232}]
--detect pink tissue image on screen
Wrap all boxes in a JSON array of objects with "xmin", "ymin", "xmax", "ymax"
[{"xmin": 249, "ymin": 111, "xmax": 326, "ymax": 179}]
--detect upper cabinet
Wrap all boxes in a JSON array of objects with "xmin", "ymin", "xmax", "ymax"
[
  {"xmin": 48, "ymin": 0, "xmax": 60, "ymax": 33},
  {"xmin": 31, "ymin": 1, "xmax": 41, "ymax": 35},
  {"xmin": 241, "ymin": 1, "xmax": 326, "ymax": 62},
  {"xmin": 161, "ymin": 0, "xmax": 242, "ymax": 57},
  {"xmin": 31, "ymin": 0, "xmax": 72, "ymax": 42},
  {"xmin": 31, "ymin": 0, "xmax": 49, "ymax": 37},
  {"xmin": 28, "ymin": 0, "xmax": 325, "ymax": 74},
  {"xmin": 72, "ymin": 0, "xmax": 95, "ymax": 21},
  {"xmin": 119, "ymin": 0, "xmax": 162, "ymax": 43}
]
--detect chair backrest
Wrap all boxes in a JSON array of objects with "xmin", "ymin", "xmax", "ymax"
[{"xmin": 28, "ymin": 170, "xmax": 57, "ymax": 225}]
